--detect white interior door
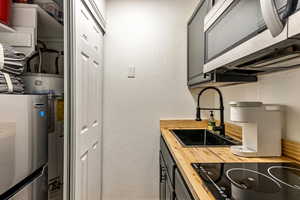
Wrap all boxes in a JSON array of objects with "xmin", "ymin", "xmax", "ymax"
[{"xmin": 69, "ymin": 1, "xmax": 104, "ymax": 199}]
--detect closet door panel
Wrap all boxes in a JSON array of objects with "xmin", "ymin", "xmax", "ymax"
[
  {"xmin": 73, "ymin": 1, "xmax": 103, "ymax": 200},
  {"xmin": 79, "ymin": 152, "xmax": 89, "ymax": 200},
  {"xmin": 88, "ymin": 142, "xmax": 101, "ymax": 200}
]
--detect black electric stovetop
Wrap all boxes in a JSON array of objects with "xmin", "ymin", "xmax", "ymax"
[{"xmin": 191, "ymin": 162, "xmax": 300, "ymax": 200}]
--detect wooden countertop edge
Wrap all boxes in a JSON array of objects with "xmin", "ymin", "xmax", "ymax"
[{"xmin": 161, "ymin": 127, "xmax": 295, "ymax": 200}]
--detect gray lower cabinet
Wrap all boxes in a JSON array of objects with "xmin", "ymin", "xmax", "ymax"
[
  {"xmin": 166, "ymin": 176, "xmax": 174, "ymax": 200},
  {"xmin": 160, "ymin": 154, "xmax": 167, "ymax": 200},
  {"xmin": 160, "ymin": 152, "xmax": 174, "ymax": 200},
  {"xmin": 160, "ymin": 137, "xmax": 175, "ymax": 200},
  {"xmin": 174, "ymin": 169, "xmax": 194, "ymax": 200},
  {"xmin": 160, "ymin": 138, "xmax": 176, "ymax": 183},
  {"xmin": 160, "ymin": 137, "xmax": 194, "ymax": 200}
]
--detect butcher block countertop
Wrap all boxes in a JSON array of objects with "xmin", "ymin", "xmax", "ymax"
[{"xmin": 160, "ymin": 120, "xmax": 295, "ymax": 200}]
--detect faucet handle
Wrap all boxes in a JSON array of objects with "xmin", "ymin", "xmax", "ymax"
[
  {"xmin": 213, "ymin": 126, "xmax": 222, "ymax": 131},
  {"xmin": 213, "ymin": 126, "xmax": 225, "ymax": 136}
]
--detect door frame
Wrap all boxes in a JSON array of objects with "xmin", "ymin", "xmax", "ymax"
[{"xmin": 64, "ymin": 0, "xmax": 76, "ymax": 199}]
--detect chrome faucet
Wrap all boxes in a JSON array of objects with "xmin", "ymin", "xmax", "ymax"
[{"xmin": 196, "ymin": 86, "xmax": 225, "ymax": 136}]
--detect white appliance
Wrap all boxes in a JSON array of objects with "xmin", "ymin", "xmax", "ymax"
[
  {"xmin": 0, "ymin": 94, "xmax": 48, "ymax": 200},
  {"xmin": 23, "ymin": 73, "xmax": 64, "ymax": 200},
  {"xmin": 229, "ymin": 101, "xmax": 283, "ymax": 157},
  {"xmin": 203, "ymin": 0, "xmax": 300, "ymax": 74}
]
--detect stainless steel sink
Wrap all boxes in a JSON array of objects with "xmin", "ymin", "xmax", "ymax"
[{"xmin": 171, "ymin": 129, "xmax": 240, "ymax": 147}]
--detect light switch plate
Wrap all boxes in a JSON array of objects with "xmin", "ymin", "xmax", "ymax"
[{"xmin": 128, "ymin": 66, "xmax": 136, "ymax": 78}]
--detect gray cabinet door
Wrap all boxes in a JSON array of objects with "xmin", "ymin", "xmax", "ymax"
[
  {"xmin": 160, "ymin": 154, "xmax": 167, "ymax": 200},
  {"xmin": 174, "ymin": 169, "xmax": 194, "ymax": 200},
  {"xmin": 187, "ymin": 0, "xmax": 212, "ymax": 86},
  {"xmin": 160, "ymin": 138, "xmax": 175, "ymax": 184},
  {"xmin": 166, "ymin": 176, "xmax": 174, "ymax": 200},
  {"xmin": 160, "ymin": 150, "xmax": 174, "ymax": 200}
]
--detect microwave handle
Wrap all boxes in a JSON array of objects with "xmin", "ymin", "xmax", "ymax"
[
  {"xmin": 261, "ymin": 0, "xmax": 299, "ymax": 37},
  {"xmin": 260, "ymin": 0, "xmax": 284, "ymax": 37}
]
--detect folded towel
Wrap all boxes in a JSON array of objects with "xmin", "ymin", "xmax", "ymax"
[
  {"xmin": 0, "ymin": 44, "xmax": 27, "ymax": 93},
  {"xmin": 3, "ymin": 45, "xmax": 26, "ymax": 61},
  {"xmin": 0, "ymin": 72, "xmax": 24, "ymax": 94},
  {"xmin": 0, "ymin": 44, "xmax": 26, "ymax": 75}
]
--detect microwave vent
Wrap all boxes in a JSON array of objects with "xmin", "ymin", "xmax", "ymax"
[{"xmin": 233, "ymin": 46, "xmax": 300, "ymax": 72}]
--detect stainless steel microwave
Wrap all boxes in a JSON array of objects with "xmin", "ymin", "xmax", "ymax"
[{"xmin": 204, "ymin": 0, "xmax": 300, "ymax": 74}]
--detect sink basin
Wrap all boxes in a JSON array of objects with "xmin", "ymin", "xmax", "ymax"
[{"xmin": 171, "ymin": 129, "xmax": 240, "ymax": 147}]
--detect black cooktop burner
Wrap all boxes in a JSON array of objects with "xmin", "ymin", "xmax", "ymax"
[
  {"xmin": 192, "ymin": 162, "xmax": 300, "ymax": 200},
  {"xmin": 226, "ymin": 168, "xmax": 282, "ymax": 193},
  {"xmin": 268, "ymin": 166, "xmax": 300, "ymax": 190}
]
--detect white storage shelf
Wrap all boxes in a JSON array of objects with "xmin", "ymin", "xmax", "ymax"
[
  {"xmin": 0, "ymin": 3, "xmax": 63, "ymax": 56},
  {"xmin": 12, "ymin": 3, "xmax": 63, "ymax": 39}
]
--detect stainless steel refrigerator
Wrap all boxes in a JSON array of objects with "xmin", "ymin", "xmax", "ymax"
[{"xmin": 0, "ymin": 94, "xmax": 48, "ymax": 200}]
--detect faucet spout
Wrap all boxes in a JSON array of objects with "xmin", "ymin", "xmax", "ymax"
[{"xmin": 196, "ymin": 87, "xmax": 225, "ymax": 136}]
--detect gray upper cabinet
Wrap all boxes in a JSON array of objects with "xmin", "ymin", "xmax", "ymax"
[
  {"xmin": 187, "ymin": 0, "xmax": 258, "ymax": 88},
  {"xmin": 187, "ymin": 0, "xmax": 212, "ymax": 86}
]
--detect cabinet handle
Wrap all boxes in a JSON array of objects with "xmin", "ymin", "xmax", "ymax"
[
  {"xmin": 160, "ymin": 166, "xmax": 166, "ymax": 182},
  {"xmin": 161, "ymin": 173, "xmax": 166, "ymax": 182}
]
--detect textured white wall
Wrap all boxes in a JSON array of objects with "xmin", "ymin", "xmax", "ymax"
[
  {"xmin": 216, "ymin": 68, "xmax": 300, "ymax": 143},
  {"xmin": 102, "ymin": 0, "xmax": 213, "ymax": 199}
]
